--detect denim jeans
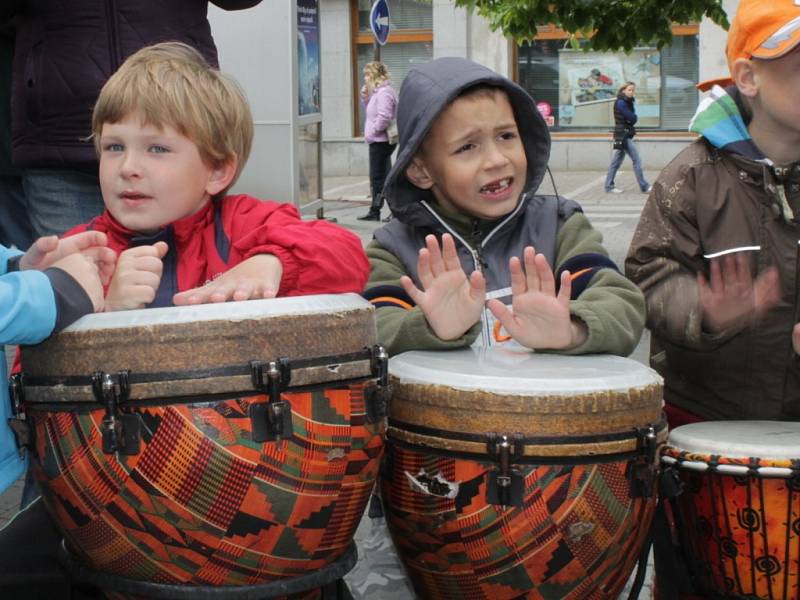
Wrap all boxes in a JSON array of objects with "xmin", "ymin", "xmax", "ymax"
[
  {"xmin": 0, "ymin": 175, "xmax": 34, "ymax": 250},
  {"xmin": 368, "ymin": 142, "xmax": 396, "ymax": 213},
  {"xmin": 21, "ymin": 169, "xmax": 105, "ymax": 237},
  {"xmin": 605, "ymin": 138, "xmax": 649, "ymax": 192}
]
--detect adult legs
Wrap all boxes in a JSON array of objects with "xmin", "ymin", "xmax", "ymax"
[
  {"xmin": 22, "ymin": 169, "xmax": 105, "ymax": 237},
  {"xmin": 360, "ymin": 142, "xmax": 395, "ymax": 220},
  {"xmin": 0, "ymin": 175, "xmax": 34, "ymax": 250},
  {"xmin": 626, "ymin": 138, "xmax": 650, "ymax": 191},
  {"xmin": 604, "ymin": 148, "xmax": 625, "ymax": 191}
]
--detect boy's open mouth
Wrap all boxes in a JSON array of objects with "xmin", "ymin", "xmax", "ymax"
[{"xmin": 480, "ymin": 177, "xmax": 512, "ymax": 194}]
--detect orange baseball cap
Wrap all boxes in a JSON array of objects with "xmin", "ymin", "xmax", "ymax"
[{"xmin": 697, "ymin": 0, "xmax": 800, "ymax": 91}]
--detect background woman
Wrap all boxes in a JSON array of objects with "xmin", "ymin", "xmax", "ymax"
[
  {"xmin": 605, "ymin": 82, "xmax": 651, "ymax": 194},
  {"xmin": 358, "ymin": 61, "xmax": 398, "ymax": 221}
]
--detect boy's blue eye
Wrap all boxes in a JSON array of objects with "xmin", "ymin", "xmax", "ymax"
[
  {"xmin": 149, "ymin": 145, "xmax": 169, "ymax": 154},
  {"xmin": 104, "ymin": 143, "xmax": 124, "ymax": 152}
]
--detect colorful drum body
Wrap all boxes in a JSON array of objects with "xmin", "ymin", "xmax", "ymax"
[
  {"xmin": 662, "ymin": 421, "xmax": 800, "ymax": 600},
  {"xmin": 381, "ymin": 348, "xmax": 666, "ymax": 600},
  {"xmin": 17, "ymin": 294, "xmax": 386, "ymax": 596}
]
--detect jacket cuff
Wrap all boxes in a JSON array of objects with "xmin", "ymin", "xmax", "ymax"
[
  {"xmin": 6, "ymin": 255, "xmax": 21, "ymax": 272},
  {"xmin": 43, "ymin": 267, "xmax": 94, "ymax": 332}
]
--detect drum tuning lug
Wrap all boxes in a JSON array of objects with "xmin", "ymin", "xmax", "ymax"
[
  {"xmin": 8, "ymin": 418, "xmax": 31, "ymax": 458},
  {"xmin": 631, "ymin": 425, "xmax": 659, "ymax": 498},
  {"xmin": 486, "ymin": 433, "xmax": 524, "ymax": 508},
  {"xmin": 365, "ymin": 383, "xmax": 389, "ymax": 423},
  {"xmin": 93, "ymin": 371, "xmax": 139, "ymax": 455},
  {"xmin": 9, "ymin": 372, "xmax": 25, "ymax": 411},
  {"xmin": 370, "ymin": 345, "xmax": 389, "ymax": 388},
  {"xmin": 250, "ymin": 359, "xmax": 294, "ymax": 443}
]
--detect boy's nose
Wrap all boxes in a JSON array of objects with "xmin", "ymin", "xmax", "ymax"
[
  {"xmin": 120, "ymin": 153, "xmax": 141, "ymax": 177},
  {"xmin": 484, "ymin": 143, "xmax": 510, "ymax": 169}
]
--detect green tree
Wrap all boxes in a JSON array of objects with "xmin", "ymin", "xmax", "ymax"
[{"xmin": 452, "ymin": 0, "xmax": 729, "ymax": 51}]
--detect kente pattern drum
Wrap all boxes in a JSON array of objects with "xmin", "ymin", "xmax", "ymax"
[
  {"xmin": 662, "ymin": 421, "xmax": 800, "ymax": 600},
  {"xmin": 380, "ymin": 348, "xmax": 666, "ymax": 600},
  {"xmin": 15, "ymin": 295, "xmax": 387, "ymax": 598}
]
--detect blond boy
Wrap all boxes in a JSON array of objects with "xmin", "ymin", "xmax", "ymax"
[{"xmin": 66, "ymin": 42, "xmax": 368, "ymax": 310}]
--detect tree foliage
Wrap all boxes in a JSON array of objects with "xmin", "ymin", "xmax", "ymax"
[{"xmin": 452, "ymin": 0, "xmax": 729, "ymax": 51}]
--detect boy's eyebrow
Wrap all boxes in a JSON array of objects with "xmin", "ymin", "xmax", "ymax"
[{"xmin": 444, "ymin": 121, "xmax": 518, "ymax": 145}]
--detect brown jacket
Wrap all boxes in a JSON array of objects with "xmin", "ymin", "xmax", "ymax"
[{"xmin": 626, "ymin": 138, "xmax": 800, "ymax": 420}]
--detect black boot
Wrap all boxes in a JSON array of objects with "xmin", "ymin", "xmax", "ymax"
[{"xmin": 357, "ymin": 210, "xmax": 380, "ymax": 221}]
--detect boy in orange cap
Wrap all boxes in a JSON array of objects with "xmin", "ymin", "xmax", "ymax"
[{"xmin": 626, "ymin": 1, "xmax": 800, "ymax": 597}]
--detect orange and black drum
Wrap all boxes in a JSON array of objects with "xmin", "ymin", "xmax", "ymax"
[
  {"xmin": 13, "ymin": 294, "xmax": 387, "ymax": 599},
  {"xmin": 662, "ymin": 421, "xmax": 800, "ymax": 600},
  {"xmin": 380, "ymin": 347, "xmax": 667, "ymax": 600}
]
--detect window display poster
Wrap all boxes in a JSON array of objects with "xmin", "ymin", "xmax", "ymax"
[
  {"xmin": 297, "ymin": 0, "xmax": 321, "ymax": 116},
  {"xmin": 557, "ymin": 48, "xmax": 660, "ymax": 128}
]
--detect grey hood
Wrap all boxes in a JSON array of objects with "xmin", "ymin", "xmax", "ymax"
[{"xmin": 382, "ymin": 57, "xmax": 551, "ymax": 227}]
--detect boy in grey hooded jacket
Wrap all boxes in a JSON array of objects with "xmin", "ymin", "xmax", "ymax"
[{"xmin": 363, "ymin": 57, "xmax": 645, "ymax": 356}]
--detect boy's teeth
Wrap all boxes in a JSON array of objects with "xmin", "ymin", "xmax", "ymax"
[{"xmin": 482, "ymin": 178, "xmax": 510, "ymax": 192}]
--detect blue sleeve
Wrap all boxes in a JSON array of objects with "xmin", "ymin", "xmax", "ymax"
[
  {"xmin": 1, "ymin": 247, "xmax": 57, "ymax": 345},
  {"xmin": 616, "ymin": 99, "xmax": 638, "ymax": 125}
]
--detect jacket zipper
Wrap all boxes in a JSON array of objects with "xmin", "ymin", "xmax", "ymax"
[
  {"xmin": 106, "ymin": 0, "xmax": 121, "ymax": 70},
  {"xmin": 419, "ymin": 196, "xmax": 527, "ymax": 345}
]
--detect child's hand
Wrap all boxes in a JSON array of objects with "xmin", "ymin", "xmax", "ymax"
[
  {"xmin": 20, "ymin": 232, "xmax": 117, "ymax": 284},
  {"xmin": 104, "ymin": 242, "xmax": 168, "ymax": 311},
  {"xmin": 400, "ymin": 233, "xmax": 485, "ymax": 341},
  {"xmin": 698, "ymin": 254, "xmax": 780, "ymax": 333},
  {"xmin": 487, "ymin": 246, "xmax": 585, "ymax": 350},
  {"xmin": 172, "ymin": 254, "xmax": 283, "ymax": 305},
  {"xmin": 50, "ymin": 253, "xmax": 106, "ymax": 312}
]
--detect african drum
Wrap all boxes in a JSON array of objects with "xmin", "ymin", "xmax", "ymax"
[
  {"xmin": 380, "ymin": 347, "xmax": 666, "ymax": 600},
  {"xmin": 13, "ymin": 294, "xmax": 388, "ymax": 599},
  {"xmin": 662, "ymin": 421, "xmax": 800, "ymax": 600}
]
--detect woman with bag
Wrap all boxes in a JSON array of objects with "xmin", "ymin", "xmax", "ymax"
[
  {"xmin": 358, "ymin": 61, "xmax": 398, "ymax": 221},
  {"xmin": 604, "ymin": 82, "xmax": 651, "ymax": 194}
]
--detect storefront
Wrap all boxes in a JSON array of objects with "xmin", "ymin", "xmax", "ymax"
[{"xmin": 317, "ymin": 0, "xmax": 734, "ymax": 175}]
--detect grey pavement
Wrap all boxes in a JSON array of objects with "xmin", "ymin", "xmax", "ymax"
[{"xmin": 1, "ymin": 169, "xmax": 656, "ymax": 598}]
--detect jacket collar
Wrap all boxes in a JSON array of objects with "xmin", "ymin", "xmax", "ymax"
[{"xmin": 96, "ymin": 199, "xmax": 217, "ymax": 246}]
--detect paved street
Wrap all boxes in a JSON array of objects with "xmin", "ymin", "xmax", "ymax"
[{"xmin": 1, "ymin": 168, "xmax": 658, "ymax": 598}]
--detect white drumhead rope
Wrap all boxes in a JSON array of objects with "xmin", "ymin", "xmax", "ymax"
[
  {"xmin": 389, "ymin": 347, "xmax": 662, "ymax": 396},
  {"xmin": 63, "ymin": 293, "xmax": 371, "ymax": 332}
]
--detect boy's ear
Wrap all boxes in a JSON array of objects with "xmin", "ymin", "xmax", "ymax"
[
  {"xmin": 732, "ymin": 58, "xmax": 759, "ymax": 98},
  {"xmin": 205, "ymin": 156, "xmax": 238, "ymax": 196},
  {"xmin": 405, "ymin": 156, "xmax": 434, "ymax": 190}
]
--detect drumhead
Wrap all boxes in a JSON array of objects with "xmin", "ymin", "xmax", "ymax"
[
  {"xmin": 389, "ymin": 347, "xmax": 661, "ymax": 395},
  {"xmin": 63, "ymin": 293, "xmax": 370, "ymax": 332},
  {"xmin": 667, "ymin": 421, "xmax": 800, "ymax": 460}
]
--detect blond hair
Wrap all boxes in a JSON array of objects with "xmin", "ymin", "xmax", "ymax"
[
  {"xmin": 364, "ymin": 61, "xmax": 391, "ymax": 93},
  {"xmin": 92, "ymin": 42, "xmax": 253, "ymax": 195}
]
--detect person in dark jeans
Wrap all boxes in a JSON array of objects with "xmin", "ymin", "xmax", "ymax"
[{"xmin": 358, "ymin": 62, "xmax": 398, "ymax": 221}]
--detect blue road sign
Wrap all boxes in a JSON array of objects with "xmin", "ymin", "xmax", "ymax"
[{"xmin": 370, "ymin": 0, "xmax": 390, "ymax": 46}]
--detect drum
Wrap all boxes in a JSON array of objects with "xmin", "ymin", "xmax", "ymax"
[
  {"xmin": 14, "ymin": 294, "xmax": 387, "ymax": 599},
  {"xmin": 662, "ymin": 421, "xmax": 800, "ymax": 600},
  {"xmin": 380, "ymin": 347, "xmax": 666, "ymax": 600}
]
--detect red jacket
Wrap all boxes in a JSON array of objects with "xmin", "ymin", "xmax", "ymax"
[{"xmin": 65, "ymin": 194, "xmax": 369, "ymax": 306}]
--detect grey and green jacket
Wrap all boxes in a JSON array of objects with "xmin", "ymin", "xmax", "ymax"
[{"xmin": 364, "ymin": 57, "xmax": 645, "ymax": 357}]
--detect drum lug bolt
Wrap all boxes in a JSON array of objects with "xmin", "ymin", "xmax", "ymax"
[
  {"xmin": 366, "ymin": 345, "xmax": 390, "ymax": 423},
  {"xmin": 250, "ymin": 359, "xmax": 294, "ymax": 443},
  {"xmin": 631, "ymin": 425, "xmax": 659, "ymax": 498},
  {"xmin": 486, "ymin": 433, "xmax": 524, "ymax": 508},
  {"xmin": 92, "ymin": 370, "xmax": 139, "ymax": 455}
]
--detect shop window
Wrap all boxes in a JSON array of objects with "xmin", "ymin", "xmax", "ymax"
[
  {"xmin": 517, "ymin": 30, "xmax": 699, "ymax": 132},
  {"xmin": 352, "ymin": 0, "xmax": 432, "ymax": 136}
]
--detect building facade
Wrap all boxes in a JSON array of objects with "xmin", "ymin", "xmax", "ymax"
[{"xmin": 321, "ymin": 0, "xmax": 739, "ymax": 176}]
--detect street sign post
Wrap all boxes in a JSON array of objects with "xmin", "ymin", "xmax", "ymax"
[{"xmin": 370, "ymin": 0, "xmax": 390, "ymax": 46}]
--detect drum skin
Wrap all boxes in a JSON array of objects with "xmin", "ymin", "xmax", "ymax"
[
  {"xmin": 381, "ymin": 349, "xmax": 665, "ymax": 600},
  {"xmin": 663, "ymin": 445, "xmax": 800, "ymax": 600},
  {"xmin": 20, "ymin": 296, "xmax": 384, "ymax": 597}
]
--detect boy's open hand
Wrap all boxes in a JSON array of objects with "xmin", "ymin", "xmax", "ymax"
[
  {"xmin": 20, "ymin": 232, "xmax": 117, "ymax": 284},
  {"xmin": 172, "ymin": 254, "xmax": 283, "ymax": 305},
  {"xmin": 400, "ymin": 233, "xmax": 485, "ymax": 341},
  {"xmin": 698, "ymin": 253, "xmax": 780, "ymax": 333},
  {"xmin": 487, "ymin": 246, "xmax": 586, "ymax": 350},
  {"xmin": 105, "ymin": 241, "xmax": 168, "ymax": 311}
]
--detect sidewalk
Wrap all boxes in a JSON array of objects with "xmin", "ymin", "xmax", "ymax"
[{"xmin": 1, "ymin": 169, "xmax": 657, "ymax": 598}]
